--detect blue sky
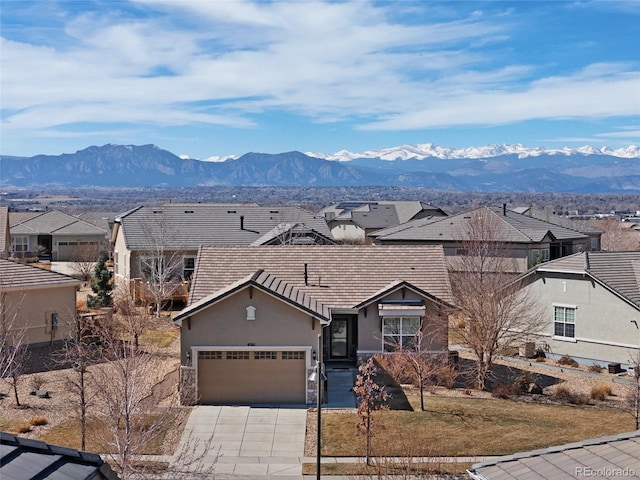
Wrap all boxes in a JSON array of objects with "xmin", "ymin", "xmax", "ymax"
[{"xmin": 1, "ymin": 0, "xmax": 638, "ymax": 159}]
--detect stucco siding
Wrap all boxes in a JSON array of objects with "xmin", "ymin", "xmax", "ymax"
[
  {"xmin": 522, "ymin": 273, "xmax": 640, "ymax": 365},
  {"xmin": 181, "ymin": 288, "xmax": 323, "ymax": 356},
  {"xmin": 4, "ymin": 285, "xmax": 78, "ymax": 346}
]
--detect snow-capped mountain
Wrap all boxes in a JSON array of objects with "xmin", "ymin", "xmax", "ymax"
[{"xmin": 307, "ymin": 143, "xmax": 640, "ymax": 161}]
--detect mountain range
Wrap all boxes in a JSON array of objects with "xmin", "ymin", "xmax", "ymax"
[{"xmin": 1, "ymin": 143, "xmax": 639, "ymax": 193}]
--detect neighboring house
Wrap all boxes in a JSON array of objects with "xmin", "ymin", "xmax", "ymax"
[
  {"xmin": 173, "ymin": 245, "xmax": 453, "ymax": 405},
  {"xmin": 373, "ymin": 205, "xmax": 593, "ymax": 273},
  {"xmin": 111, "ymin": 204, "xmax": 335, "ymax": 282},
  {"xmin": 0, "ymin": 431, "xmax": 120, "ymax": 480},
  {"xmin": 321, "ymin": 201, "xmax": 447, "ymax": 244},
  {"xmin": 0, "ymin": 259, "xmax": 82, "ymax": 347},
  {"xmin": 9, "ymin": 209, "xmax": 108, "ymax": 261},
  {"xmin": 0, "ymin": 206, "xmax": 9, "ymax": 258},
  {"xmin": 75, "ymin": 211, "xmax": 121, "ymax": 259},
  {"xmin": 468, "ymin": 430, "xmax": 640, "ymax": 480},
  {"xmin": 512, "ymin": 206, "xmax": 604, "ymax": 251},
  {"xmin": 517, "ymin": 251, "xmax": 640, "ymax": 367}
]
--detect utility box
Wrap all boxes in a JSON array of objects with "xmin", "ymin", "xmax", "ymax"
[
  {"xmin": 608, "ymin": 363, "xmax": 622, "ymax": 374},
  {"xmin": 519, "ymin": 342, "xmax": 536, "ymax": 358}
]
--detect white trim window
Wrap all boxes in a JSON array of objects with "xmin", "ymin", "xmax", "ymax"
[
  {"xmin": 554, "ymin": 306, "xmax": 576, "ymax": 339},
  {"xmin": 382, "ymin": 316, "xmax": 420, "ymax": 352},
  {"xmin": 11, "ymin": 236, "xmax": 29, "ymax": 253}
]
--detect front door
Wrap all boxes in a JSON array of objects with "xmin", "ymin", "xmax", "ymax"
[{"xmin": 327, "ymin": 315, "xmax": 357, "ymax": 361}]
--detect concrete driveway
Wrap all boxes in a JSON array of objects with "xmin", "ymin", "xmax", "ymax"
[{"xmin": 176, "ymin": 405, "xmax": 308, "ymax": 477}]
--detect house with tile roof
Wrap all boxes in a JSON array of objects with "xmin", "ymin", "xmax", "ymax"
[
  {"xmin": 173, "ymin": 245, "xmax": 453, "ymax": 405},
  {"xmin": 516, "ymin": 251, "xmax": 640, "ymax": 367},
  {"xmin": 9, "ymin": 209, "xmax": 108, "ymax": 261},
  {"xmin": 0, "ymin": 259, "xmax": 82, "ymax": 347},
  {"xmin": 321, "ymin": 201, "xmax": 447, "ymax": 244},
  {"xmin": 112, "ymin": 204, "xmax": 335, "ymax": 283},
  {"xmin": 372, "ymin": 206, "xmax": 593, "ymax": 273},
  {"xmin": 0, "ymin": 431, "xmax": 120, "ymax": 480},
  {"xmin": 467, "ymin": 430, "xmax": 640, "ymax": 480}
]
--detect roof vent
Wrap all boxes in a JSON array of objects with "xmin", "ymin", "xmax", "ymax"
[
  {"xmin": 153, "ymin": 210, "xmax": 162, "ymax": 214},
  {"xmin": 227, "ymin": 210, "xmax": 237, "ymax": 214},
  {"xmin": 184, "ymin": 210, "xmax": 194, "ymax": 214}
]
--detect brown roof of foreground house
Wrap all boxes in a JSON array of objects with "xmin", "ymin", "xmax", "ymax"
[
  {"xmin": 0, "ymin": 259, "xmax": 82, "ymax": 291},
  {"xmin": 467, "ymin": 430, "xmax": 640, "ymax": 480},
  {"xmin": 189, "ymin": 245, "xmax": 453, "ymax": 309},
  {"xmin": 529, "ymin": 251, "xmax": 640, "ymax": 309}
]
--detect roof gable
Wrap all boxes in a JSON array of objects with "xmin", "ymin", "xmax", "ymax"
[
  {"xmin": 10, "ymin": 210, "xmax": 106, "ymax": 236},
  {"xmin": 174, "ymin": 269, "xmax": 331, "ymax": 325}
]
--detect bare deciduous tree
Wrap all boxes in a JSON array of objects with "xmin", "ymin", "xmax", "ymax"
[
  {"xmin": 0, "ymin": 288, "xmax": 29, "ymax": 406},
  {"xmin": 594, "ymin": 218, "xmax": 640, "ymax": 252},
  {"xmin": 139, "ymin": 212, "xmax": 186, "ymax": 317},
  {"xmin": 449, "ymin": 207, "xmax": 544, "ymax": 390},
  {"xmin": 113, "ymin": 287, "xmax": 156, "ymax": 348},
  {"xmin": 626, "ymin": 351, "xmax": 640, "ymax": 430},
  {"xmin": 70, "ymin": 242, "xmax": 99, "ymax": 281},
  {"xmin": 354, "ymin": 357, "xmax": 389, "ymax": 466}
]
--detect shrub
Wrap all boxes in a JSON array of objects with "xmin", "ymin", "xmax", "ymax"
[
  {"xmin": 15, "ymin": 422, "xmax": 32, "ymax": 434},
  {"xmin": 30, "ymin": 416, "xmax": 48, "ymax": 426},
  {"xmin": 558, "ymin": 355, "xmax": 579, "ymax": 368},
  {"xmin": 555, "ymin": 385, "xmax": 590, "ymax": 405},
  {"xmin": 588, "ymin": 363, "xmax": 603, "ymax": 373},
  {"xmin": 491, "ymin": 382, "xmax": 512, "ymax": 399},
  {"xmin": 590, "ymin": 383, "xmax": 613, "ymax": 401},
  {"xmin": 535, "ymin": 356, "xmax": 546, "ymax": 363},
  {"xmin": 29, "ymin": 374, "xmax": 46, "ymax": 391}
]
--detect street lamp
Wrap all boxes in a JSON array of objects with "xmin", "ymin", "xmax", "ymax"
[{"xmin": 308, "ymin": 333, "xmax": 326, "ymax": 480}]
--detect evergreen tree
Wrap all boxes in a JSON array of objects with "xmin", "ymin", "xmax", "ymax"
[{"xmin": 87, "ymin": 257, "xmax": 113, "ymax": 308}]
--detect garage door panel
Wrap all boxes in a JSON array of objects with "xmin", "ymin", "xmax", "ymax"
[{"xmin": 197, "ymin": 350, "xmax": 306, "ymax": 404}]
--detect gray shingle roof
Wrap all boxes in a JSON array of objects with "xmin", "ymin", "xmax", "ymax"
[
  {"xmin": 117, "ymin": 204, "xmax": 333, "ymax": 249},
  {"xmin": 511, "ymin": 207, "xmax": 604, "ymax": 235},
  {"xmin": 0, "ymin": 431, "xmax": 120, "ymax": 480},
  {"xmin": 189, "ymin": 245, "xmax": 453, "ymax": 309},
  {"xmin": 11, "ymin": 210, "xmax": 107, "ymax": 236},
  {"xmin": 174, "ymin": 269, "xmax": 332, "ymax": 325},
  {"xmin": 322, "ymin": 201, "xmax": 445, "ymax": 230},
  {"xmin": 0, "ymin": 259, "xmax": 82, "ymax": 291},
  {"xmin": 534, "ymin": 251, "xmax": 640, "ymax": 309},
  {"xmin": 374, "ymin": 206, "xmax": 588, "ymax": 244},
  {"xmin": 468, "ymin": 431, "xmax": 640, "ymax": 480}
]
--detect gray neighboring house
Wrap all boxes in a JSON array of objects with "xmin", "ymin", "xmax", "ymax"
[
  {"xmin": 0, "ymin": 206, "xmax": 9, "ymax": 258},
  {"xmin": 518, "ymin": 251, "xmax": 640, "ymax": 367},
  {"xmin": 173, "ymin": 245, "xmax": 453, "ymax": 405},
  {"xmin": 112, "ymin": 204, "xmax": 335, "ymax": 282},
  {"xmin": 321, "ymin": 201, "xmax": 447, "ymax": 244},
  {"xmin": 373, "ymin": 205, "xmax": 593, "ymax": 273},
  {"xmin": 0, "ymin": 431, "xmax": 120, "ymax": 480},
  {"xmin": 468, "ymin": 431, "xmax": 640, "ymax": 480},
  {"xmin": 512, "ymin": 206, "xmax": 604, "ymax": 252},
  {"xmin": 9, "ymin": 209, "xmax": 108, "ymax": 261}
]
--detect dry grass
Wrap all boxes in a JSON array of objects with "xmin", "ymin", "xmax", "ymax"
[
  {"xmin": 30, "ymin": 416, "xmax": 48, "ymax": 426},
  {"xmin": 320, "ymin": 394, "xmax": 634, "ymax": 457},
  {"xmin": 590, "ymin": 383, "xmax": 613, "ymax": 401},
  {"xmin": 302, "ymin": 460, "xmax": 471, "ymax": 476}
]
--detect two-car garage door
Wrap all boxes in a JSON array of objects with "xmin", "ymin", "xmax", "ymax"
[{"xmin": 197, "ymin": 349, "xmax": 307, "ymax": 404}]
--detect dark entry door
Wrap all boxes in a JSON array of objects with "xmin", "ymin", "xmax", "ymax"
[{"xmin": 330, "ymin": 318, "xmax": 348, "ymax": 358}]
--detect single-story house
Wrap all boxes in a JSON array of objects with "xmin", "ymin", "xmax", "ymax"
[
  {"xmin": 372, "ymin": 205, "xmax": 594, "ymax": 273},
  {"xmin": 321, "ymin": 201, "xmax": 447, "ymax": 244},
  {"xmin": 0, "ymin": 259, "xmax": 82, "ymax": 347},
  {"xmin": 173, "ymin": 245, "xmax": 453, "ymax": 405},
  {"xmin": 468, "ymin": 431, "xmax": 640, "ymax": 480},
  {"xmin": 516, "ymin": 251, "xmax": 640, "ymax": 367},
  {"xmin": 112, "ymin": 204, "xmax": 335, "ymax": 283},
  {"xmin": 9, "ymin": 209, "xmax": 108, "ymax": 261}
]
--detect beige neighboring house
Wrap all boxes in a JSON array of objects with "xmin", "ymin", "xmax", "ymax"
[
  {"xmin": 517, "ymin": 251, "xmax": 640, "ymax": 367},
  {"xmin": 0, "ymin": 259, "xmax": 82, "ymax": 347},
  {"xmin": 173, "ymin": 245, "xmax": 453, "ymax": 405},
  {"xmin": 373, "ymin": 205, "xmax": 594, "ymax": 273},
  {"xmin": 0, "ymin": 207, "xmax": 9, "ymax": 258},
  {"xmin": 321, "ymin": 201, "xmax": 447, "ymax": 244},
  {"xmin": 112, "ymin": 203, "xmax": 335, "ymax": 283},
  {"xmin": 9, "ymin": 209, "xmax": 108, "ymax": 261}
]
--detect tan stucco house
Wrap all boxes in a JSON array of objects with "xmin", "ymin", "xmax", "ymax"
[
  {"xmin": 517, "ymin": 251, "xmax": 640, "ymax": 368},
  {"xmin": 0, "ymin": 259, "xmax": 82, "ymax": 348},
  {"xmin": 173, "ymin": 245, "xmax": 453, "ymax": 405}
]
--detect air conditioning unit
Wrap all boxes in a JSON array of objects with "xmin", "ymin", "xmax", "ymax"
[{"xmin": 628, "ymin": 365, "xmax": 637, "ymax": 377}]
